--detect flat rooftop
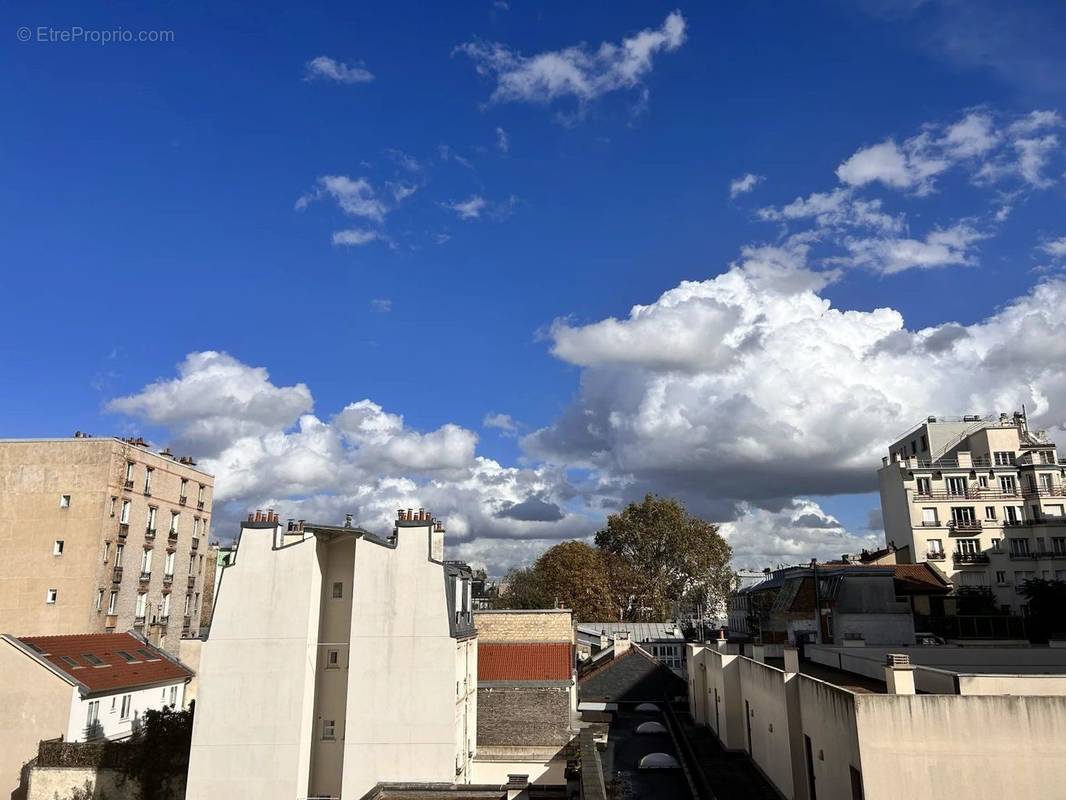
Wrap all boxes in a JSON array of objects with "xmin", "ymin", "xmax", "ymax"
[{"xmin": 811, "ymin": 644, "xmax": 1066, "ymax": 676}]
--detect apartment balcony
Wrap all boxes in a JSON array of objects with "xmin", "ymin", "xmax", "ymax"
[
  {"xmin": 182, "ymin": 615, "xmax": 192, "ymax": 632},
  {"xmin": 1008, "ymin": 551, "xmax": 1035, "ymax": 561},
  {"xmin": 178, "ymin": 495, "xmax": 187, "ymax": 506},
  {"xmin": 117, "ymin": 523, "xmax": 129, "ymax": 539},
  {"xmin": 123, "ymin": 479, "xmax": 134, "ymax": 491},
  {"xmin": 191, "ymin": 537, "xmax": 200, "ymax": 551},
  {"xmin": 167, "ymin": 530, "xmax": 178, "ymax": 545},
  {"xmin": 139, "ymin": 570, "xmax": 152, "ymax": 583},
  {"xmin": 145, "ymin": 527, "xmax": 156, "ymax": 541},
  {"xmin": 953, "ymin": 552, "xmax": 990, "ymax": 564},
  {"xmin": 1027, "ymin": 517, "xmax": 1066, "ymax": 527},
  {"xmin": 163, "ymin": 573, "xmax": 173, "ymax": 587},
  {"xmin": 187, "ymin": 576, "xmax": 195, "ymax": 589},
  {"xmin": 1022, "ymin": 487, "xmax": 1066, "ymax": 498},
  {"xmin": 948, "ymin": 520, "xmax": 983, "ymax": 533},
  {"xmin": 158, "ymin": 615, "xmax": 170, "ymax": 626},
  {"xmin": 134, "ymin": 615, "xmax": 146, "ymax": 626},
  {"xmin": 197, "ymin": 500, "xmax": 205, "ymax": 510},
  {"xmin": 913, "ymin": 490, "xmax": 1021, "ymax": 502},
  {"xmin": 925, "ymin": 551, "xmax": 946, "ymax": 561},
  {"xmin": 920, "ymin": 520, "xmax": 944, "ymax": 527},
  {"xmin": 111, "ymin": 566, "xmax": 124, "ymax": 583}
]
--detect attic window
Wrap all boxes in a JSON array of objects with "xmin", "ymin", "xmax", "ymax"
[
  {"xmin": 136, "ymin": 648, "xmax": 160, "ymax": 662},
  {"xmin": 116, "ymin": 650, "xmax": 138, "ymax": 663},
  {"xmin": 81, "ymin": 653, "xmax": 106, "ymax": 667},
  {"xmin": 60, "ymin": 655, "xmax": 81, "ymax": 668},
  {"xmin": 26, "ymin": 642, "xmax": 45, "ymax": 654}
]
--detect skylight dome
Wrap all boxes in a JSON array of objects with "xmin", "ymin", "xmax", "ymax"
[{"xmin": 639, "ymin": 752, "xmax": 680, "ymax": 770}]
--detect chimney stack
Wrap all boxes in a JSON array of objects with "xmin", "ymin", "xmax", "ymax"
[
  {"xmin": 884, "ymin": 653, "xmax": 916, "ymax": 694},
  {"xmin": 344, "ymin": 513, "xmax": 353, "ymax": 528}
]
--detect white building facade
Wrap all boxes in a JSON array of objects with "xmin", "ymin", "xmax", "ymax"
[
  {"xmin": 879, "ymin": 412, "xmax": 1066, "ymax": 612},
  {"xmin": 186, "ymin": 509, "xmax": 477, "ymax": 800}
]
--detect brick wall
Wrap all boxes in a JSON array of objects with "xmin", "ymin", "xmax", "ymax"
[
  {"xmin": 474, "ymin": 610, "xmax": 573, "ymax": 643},
  {"xmin": 477, "ymin": 686, "xmax": 571, "ymax": 746}
]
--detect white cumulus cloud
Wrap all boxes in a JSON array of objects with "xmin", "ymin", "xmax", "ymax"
[
  {"xmin": 304, "ymin": 56, "xmax": 374, "ymax": 84},
  {"xmin": 729, "ymin": 173, "xmax": 764, "ymax": 198}
]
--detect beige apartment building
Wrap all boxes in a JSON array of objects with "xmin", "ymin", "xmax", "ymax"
[
  {"xmin": 878, "ymin": 412, "xmax": 1066, "ymax": 612},
  {"xmin": 0, "ymin": 435, "xmax": 214, "ymax": 653},
  {"xmin": 187, "ymin": 508, "xmax": 477, "ymax": 800}
]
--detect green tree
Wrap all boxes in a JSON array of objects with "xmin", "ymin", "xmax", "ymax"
[
  {"xmin": 595, "ymin": 494, "xmax": 732, "ymax": 621},
  {"xmin": 495, "ymin": 565, "xmax": 551, "ymax": 609}
]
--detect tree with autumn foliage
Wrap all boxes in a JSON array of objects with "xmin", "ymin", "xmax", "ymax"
[{"xmin": 595, "ymin": 494, "xmax": 732, "ymax": 621}]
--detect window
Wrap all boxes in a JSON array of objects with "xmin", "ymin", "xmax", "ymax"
[
  {"xmin": 326, "ymin": 649, "xmax": 340, "ymax": 669},
  {"xmin": 103, "ymin": 541, "xmax": 111, "ymax": 563},
  {"xmin": 147, "ymin": 506, "xmax": 157, "ymax": 531},
  {"xmin": 60, "ymin": 655, "xmax": 80, "ymax": 668},
  {"xmin": 994, "ymin": 451, "xmax": 1016, "ymax": 466},
  {"xmin": 135, "ymin": 592, "xmax": 147, "ymax": 618},
  {"xmin": 979, "ymin": 475, "xmax": 989, "ymax": 488},
  {"xmin": 921, "ymin": 434, "xmax": 928, "ymax": 451},
  {"xmin": 1005, "ymin": 506, "xmax": 1021, "ymax": 524},
  {"xmin": 198, "ymin": 554, "xmax": 204, "ymax": 574},
  {"xmin": 125, "ymin": 461, "xmax": 135, "ymax": 483},
  {"xmin": 170, "ymin": 512, "xmax": 179, "ymax": 534},
  {"xmin": 947, "ymin": 477, "xmax": 968, "ymax": 496},
  {"xmin": 117, "ymin": 650, "xmax": 137, "ymax": 663},
  {"xmin": 120, "ymin": 694, "xmax": 131, "ymax": 719},
  {"xmin": 192, "ymin": 517, "xmax": 200, "ymax": 537},
  {"xmin": 164, "ymin": 551, "xmax": 175, "ymax": 575},
  {"xmin": 916, "ymin": 477, "xmax": 932, "ymax": 495},
  {"xmin": 108, "ymin": 591, "xmax": 118, "ymax": 614},
  {"xmin": 46, "ymin": 588, "xmax": 58, "ymax": 604},
  {"xmin": 86, "ymin": 700, "xmax": 100, "ymax": 729},
  {"xmin": 926, "ymin": 538, "xmax": 943, "ymax": 556},
  {"xmin": 1046, "ymin": 505, "xmax": 1065, "ymax": 517},
  {"xmin": 144, "ymin": 468, "xmax": 153, "ymax": 494},
  {"xmin": 332, "ymin": 582, "xmax": 343, "ymax": 599},
  {"xmin": 1042, "ymin": 474, "xmax": 1054, "ymax": 491},
  {"xmin": 1010, "ymin": 538, "xmax": 1030, "ymax": 556},
  {"xmin": 197, "ymin": 484, "xmax": 205, "ymax": 504},
  {"xmin": 322, "ymin": 719, "xmax": 336, "ymax": 740},
  {"xmin": 1014, "ymin": 570, "xmax": 1035, "ymax": 589},
  {"xmin": 991, "ymin": 538, "xmax": 1001, "ymax": 552},
  {"xmin": 82, "ymin": 653, "xmax": 105, "ymax": 666},
  {"xmin": 1054, "ymin": 538, "xmax": 1066, "ymax": 556},
  {"xmin": 169, "ymin": 685, "xmax": 177, "ymax": 707},
  {"xmin": 140, "ymin": 548, "xmax": 152, "ymax": 572},
  {"xmin": 984, "ymin": 506, "xmax": 997, "ymax": 520},
  {"xmin": 999, "ymin": 475, "xmax": 1017, "ymax": 494},
  {"xmin": 59, "ymin": 495, "xmax": 71, "ymax": 508},
  {"xmin": 115, "ymin": 543, "xmax": 125, "ymax": 566},
  {"xmin": 910, "ymin": 440, "xmax": 917, "ymax": 456},
  {"xmin": 120, "ymin": 500, "xmax": 131, "ymax": 524},
  {"xmin": 95, "ymin": 589, "xmax": 104, "ymax": 611},
  {"xmin": 161, "ymin": 593, "xmax": 171, "ymax": 617},
  {"xmin": 995, "ymin": 571, "xmax": 1007, "ymax": 584},
  {"xmin": 180, "ymin": 478, "xmax": 188, "ymax": 498},
  {"xmin": 951, "ymin": 507, "xmax": 976, "ymax": 526},
  {"xmin": 109, "ymin": 497, "xmax": 116, "ymax": 517},
  {"xmin": 956, "ymin": 539, "xmax": 979, "ymax": 555},
  {"xmin": 53, "ymin": 540, "xmax": 64, "ymax": 556},
  {"xmin": 920, "ymin": 508, "xmax": 938, "ymax": 526},
  {"xmin": 184, "ymin": 594, "xmax": 192, "ymax": 615}
]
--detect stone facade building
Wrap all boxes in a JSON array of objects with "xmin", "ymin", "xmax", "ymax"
[
  {"xmin": 0, "ymin": 436, "xmax": 214, "ymax": 654},
  {"xmin": 879, "ymin": 412, "xmax": 1066, "ymax": 612}
]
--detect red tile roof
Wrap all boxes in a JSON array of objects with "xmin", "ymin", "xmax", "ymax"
[
  {"xmin": 12, "ymin": 632, "xmax": 192, "ymax": 695},
  {"xmin": 478, "ymin": 642, "xmax": 572, "ymax": 682},
  {"xmin": 893, "ymin": 563, "xmax": 951, "ymax": 592}
]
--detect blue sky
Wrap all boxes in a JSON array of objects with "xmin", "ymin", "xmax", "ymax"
[{"xmin": 3, "ymin": 1, "xmax": 1065, "ymax": 573}]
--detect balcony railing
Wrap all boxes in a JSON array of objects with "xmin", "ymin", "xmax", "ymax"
[
  {"xmin": 159, "ymin": 615, "xmax": 170, "ymax": 625},
  {"xmin": 167, "ymin": 530, "xmax": 178, "ymax": 544},
  {"xmin": 182, "ymin": 615, "xmax": 192, "ymax": 631},
  {"xmin": 1008, "ymin": 551, "xmax": 1034, "ymax": 560},
  {"xmin": 913, "ymin": 490, "xmax": 1022, "ymax": 502},
  {"xmin": 1022, "ymin": 487, "xmax": 1066, "ymax": 498},
  {"xmin": 123, "ymin": 479, "xmax": 134, "ymax": 490},
  {"xmin": 111, "ymin": 566, "xmax": 124, "ymax": 583},
  {"xmin": 953, "ymin": 552, "xmax": 990, "ymax": 564},
  {"xmin": 134, "ymin": 615, "xmax": 145, "ymax": 626},
  {"xmin": 197, "ymin": 500, "xmax": 205, "ymax": 510},
  {"xmin": 117, "ymin": 523, "xmax": 129, "ymax": 539},
  {"xmin": 163, "ymin": 573, "xmax": 174, "ymax": 586},
  {"xmin": 139, "ymin": 571, "xmax": 152, "ymax": 583},
  {"xmin": 145, "ymin": 528, "xmax": 156, "ymax": 540},
  {"xmin": 178, "ymin": 495, "xmax": 187, "ymax": 506},
  {"xmin": 187, "ymin": 576, "xmax": 195, "ymax": 589},
  {"xmin": 191, "ymin": 537, "xmax": 199, "ymax": 551},
  {"xmin": 925, "ymin": 551, "xmax": 946, "ymax": 561},
  {"xmin": 948, "ymin": 520, "xmax": 983, "ymax": 532}
]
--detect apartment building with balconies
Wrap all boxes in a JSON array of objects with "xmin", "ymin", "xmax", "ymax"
[
  {"xmin": 0, "ymin": 435, "xmax": 214, "ymax": 653},
  {"xmin": 878, "ymin": 412, "xmax": 1066, "ymax": 612},
  {"xmin": 186, "ymin": 508, "xmax": 477, "ymax": 800}
]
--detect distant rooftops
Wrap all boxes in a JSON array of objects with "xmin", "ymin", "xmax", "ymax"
[
  {"xmin": 581, "ymin": 622, "xmax": 685, "ymax": 642},
  {"xmin": 3, "ymin": 632, "xmax": 192, "ymax": 696}
]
